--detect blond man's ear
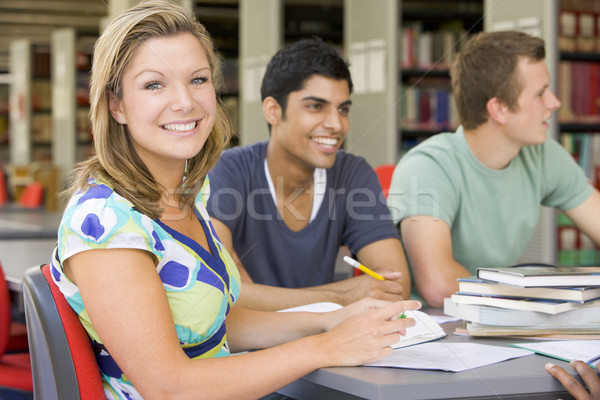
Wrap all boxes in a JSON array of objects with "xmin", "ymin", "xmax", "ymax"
[{"xmin": 485, "ymin": 97, "xmax": 509, "ymax": 125}]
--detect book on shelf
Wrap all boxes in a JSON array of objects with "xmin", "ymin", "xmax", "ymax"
[
  {"xmin": 458, "ymin": 277, "xmax": 600, "ymax": 303},
  {"xmin": 450, "ymin": 293, "xmax": 600, "ymax": 315},
  {"xmin": 559, "ymin": 8, "xmax": 577, "ymax": 52},
  {"xmin": 559, "ymin": 1, "xmax": 600, "ymax": 54},
  {"xmin": 417, "ymin": 31, "xmax": 433, "ymax": 68},
  {"xmin": 399, "ymin": 83, "xmax": 457, "ymax": 132},
  {"xmin": 576, "ymin": 11, "xmax": 597, "ymax": 53},
  {"xmin": 558, "ymin": 61, "xmax": 600, "ymax": 125},
  {"xmin": 280, "ymin": 302, "xmax": 445, "ymax": 349},
  {"xmin": 476, "ymin": 263, "xmax": 600, "ymax": 287},
  {"xmin": 443, "ymin": 297, "xmax": 600, "ymax": 327}
]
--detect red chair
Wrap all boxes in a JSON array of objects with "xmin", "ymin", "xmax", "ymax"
[
  {"xmin": 18, "ymin": 182, "xmax": 44, "ymax": 209},
  {"xmin": 374, "ymin": 164, "xmax": 396, "ymax": 198},
  {"xmin": 352, "ymin": 164, "xmax": 397, "ymax": 277},
  {"xmin": 0, "ymin": 261, "xmax": 28, "ymax": 353},
  {"xmin": 22, "ymin": 264, "xmax": 105, "ymax": 399},
  {"xmin": 0, "ymin": 169, "xmax": 8, "ymax": 205},
  {"xmin": 0, "ymin": 263, "xmax": 32, "ymax": 393},
  {"xmin": 6, "ymin": 323, "xmax": 28, "ymax": 353}
]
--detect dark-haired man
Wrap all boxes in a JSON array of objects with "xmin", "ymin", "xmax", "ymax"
[{"xmin": 207, "ymin": 38, "xmax": 410, "ymax": 311}]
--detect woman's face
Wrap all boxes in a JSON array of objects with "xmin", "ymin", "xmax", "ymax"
[{"xmin": 109, "ymin": 32, "xmax": 217, "ymax": 172}]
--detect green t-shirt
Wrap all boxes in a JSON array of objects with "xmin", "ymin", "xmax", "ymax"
[{"xmin": 388, "ymin": 127, "xmax": 593, "ymax": 298}]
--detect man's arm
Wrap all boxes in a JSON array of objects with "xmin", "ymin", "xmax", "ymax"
[
  {"xmin": 401, "ymin": 215, "xmax": 471, "ymax": 307},
  {"xmin": 564, "ymin": 189, "xmax": 600, "ymax": 245},
  {"xmin": 354, "ymin": 237, "xmax": 411, "ymax": 298},
  {"xmin": 211, "ymin": 218, "xmax": 406, "ymax": 311}
]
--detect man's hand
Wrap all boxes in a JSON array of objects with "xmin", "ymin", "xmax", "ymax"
[
  {"xmin": 336, "ymin": 272, "xmax": 404, "ymax": 305},
  {"xmin": 545, "ymin": 361, "xmax": 600, "ymax": 400}
]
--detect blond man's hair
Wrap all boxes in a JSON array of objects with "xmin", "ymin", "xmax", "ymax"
[{"xmin": 451, "ymin": 31, "xmax": 545, "ymax": 130}]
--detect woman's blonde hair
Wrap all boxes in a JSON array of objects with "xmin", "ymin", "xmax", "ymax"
[{"xmin": 64, "ymin": 0, "xmax": 231, "ymax": 219}]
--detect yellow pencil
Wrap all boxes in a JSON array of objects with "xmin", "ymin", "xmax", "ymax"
[{"xmin": 343, "ymin": 256, "xmax": 385, "ymax": 280}]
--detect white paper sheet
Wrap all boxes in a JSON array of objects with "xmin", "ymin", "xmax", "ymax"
[
  {"xmin": 511, "ymin": 340, "xmax": 600, "ymax": 366},
  {"xmin": 430, "ymin": 314, "xmax": 461, "ymax": 324},
  {"xmin": 367, "ymin": 343, "xmax": 533, "ymax": 372},
  {"xmin": 368, "ymin": 39, "xmax": 386, "ymax": 93},
  {"xmin": 349, "ymin": 42, "xmax": 368, "ymax": 94}
]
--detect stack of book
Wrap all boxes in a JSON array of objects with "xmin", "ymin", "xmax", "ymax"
[{"xmin": 443, "ymin": 264, "xmax": 600, "ymax": 337}]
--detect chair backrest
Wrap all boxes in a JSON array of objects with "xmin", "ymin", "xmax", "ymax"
[
  {"xmin": 22, "ymin": 264, "xmax": 105, "ymax": 400},
  {"xmin": 0, "ymin": 169, "xmax": 8, "ymax": 205},
  {"xmin": 374, "ymin": 164, "xmax": 396, "ymax": 198},
  {"xmin": 18, "ymin": 182, "xmax": 44, "ymax": 208},
  {"xmin": 0, "ymin": 261, "xmax": 11, "ymax": 357}
]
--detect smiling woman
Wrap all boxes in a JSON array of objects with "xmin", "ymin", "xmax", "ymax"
[
  {"xmin": 45, "ymin": 1, "xmax": 420, "ymax": 399},
  {"xmin": 66, "ymin": 1, "xmax": 230, "ymax": 220},
  {"xmin": 107, "ymin": 32, "xmax": 217, "ymax": 178}
]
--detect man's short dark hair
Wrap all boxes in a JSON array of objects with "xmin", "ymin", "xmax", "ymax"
[{"xmin": 260, "ymin": 37, "xmax": 353, "ymax": 118}]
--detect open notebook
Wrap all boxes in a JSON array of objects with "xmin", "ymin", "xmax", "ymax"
[{"xmin": 279, "ymin": 302, "xmax": 446, "ymax": 349}]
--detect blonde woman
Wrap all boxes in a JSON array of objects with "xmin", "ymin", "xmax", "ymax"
[{"xmin": 51, "ymin": 1, "xmax": 419, "ymax": 398}]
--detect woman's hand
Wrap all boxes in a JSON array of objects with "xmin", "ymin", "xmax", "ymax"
[
  {"xmin": 316, "ymin": 300, "xmax": 421, "ymax": 367},
  {"xmin": 323, "ymin": 297, "xmax": 421, "ymax": 331},
  {"xmin": 545, "ymin": 360, "xmax": 600, "ymax": 400}
]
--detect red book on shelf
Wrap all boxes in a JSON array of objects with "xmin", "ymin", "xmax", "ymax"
[
  {"xmin": 401, "ymin": 26, "xmax": 414, "ymax": 68},
  {"xmin": 590, "ymin": 62, "xmax": 600, "ymax": 116},
  {"xmin": 581, "ymin": 62, "xmax": 591, "ymax": 117},
  {"xmin": 594, "ymin": 165, "xmax": 600, "ymax": 191},
  {"xmin": 571, "ymin": 62, "xmax": 587, "ymax": 120},
  {"xmin": 558, "ymin": 225, "xmax": 579, "ymax": 252},
  {"xmin": 418, "ymin": 90, "xmax": 431, "ymax": 126}
]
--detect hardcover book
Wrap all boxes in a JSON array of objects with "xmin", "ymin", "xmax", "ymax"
[
  {"xmin": 462, "ymin": 322, "xmax": 600, "ymax": 337},
  {"xmin": 450, "ymin": 293, "xmax": 600, "ymax": 315},
  {"xmin": 443, "ymin": 297, "xmax": 600, "ymax": 327},
  {"xmin": 458, "ymin": 277, "xmax": 600, "ymax": 303},
  {"xmin": 476, "ymin": 264, "xmax": 600, "ymax": 287}
]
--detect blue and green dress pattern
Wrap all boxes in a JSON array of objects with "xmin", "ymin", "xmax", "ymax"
[{"xmin": 50, "ymin": 178, "xmax": 241, "ymax": 399}]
